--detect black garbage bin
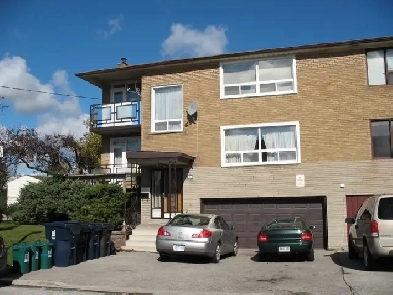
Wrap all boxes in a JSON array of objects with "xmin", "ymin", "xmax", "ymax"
[
  {"xmin": 99, "ymin": 223, "xmax": 114, "ymax": 257},
  {"xmin": 85, "ymin": 224, "xmax": 100, "ymax": 260},
  {"xmin": 77, "ymin": 224, "xmax": 90, "ymax": 263},
  {"xmin": 43, "ymin": 220, "xmax": 81, "ymax": 267}
]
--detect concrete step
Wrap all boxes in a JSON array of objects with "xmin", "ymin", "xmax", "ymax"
[
  {"xmin": 125, "ymin": 239, "xmax": 156, "ymax": 248},
  {"xmin": 130, "ymin": 229, "xmax": 158, "ymax": 237},
  {"xmin": 127, "ymin": 234, "xmax": 157, "ymax": 242},
  {"xmin": 121, "ymin": 245, "xmax": 158, "ymax": 253}
]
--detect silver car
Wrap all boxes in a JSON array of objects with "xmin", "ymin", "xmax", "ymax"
[{"xmin": 156, "ymin": 214, "xmax": 238, "ymax": 263}]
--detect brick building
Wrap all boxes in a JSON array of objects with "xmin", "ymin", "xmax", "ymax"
[{"xmin": 76, "ymin": 36, "xmax": 393, "ymax": 250}]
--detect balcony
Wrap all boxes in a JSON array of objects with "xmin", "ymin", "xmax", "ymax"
[{"xmin": 90, "ymin": 101, "xmax": 141, "ymax": 135}]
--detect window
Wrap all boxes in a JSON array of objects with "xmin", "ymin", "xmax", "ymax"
[
  {"xmin": 370, "ymin": 120, "xmax": 393, "ymax": 158},
  {"xmin": 111, "ymin": 82, "xmax": 141, "ymax": 103},
  {"xmin": 220, "ymin": 56, "xmax": 297, "ymax": 99},
  {"xmin": 378, "ymin": 197, "xmax": 393, "ymax": 220},
  {"xmin": 168, "ymin": 214, "xmax": 211, "ymax": 226},
  {"xmin": 366, "ymin": 49, "xmax": 393, "ymax": 85},
  {"xmin": 151, "ymin": 85, "xmax": 183, "ymax": 133},
  {"xmin": 220, "ymin": 121, "xmax": 300, "ymax": 167}
]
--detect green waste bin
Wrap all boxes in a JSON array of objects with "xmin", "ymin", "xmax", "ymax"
[
  {"xmin": 12, "ymin": 242, "xmax": 31, "ymax": 275},
  {"xmin": 40, "ymin": 242, "xmax": 53, "ymax": 270},
  {"xmin": 30, "ymin": 241, "xmax": 41, "ymax": 271}
]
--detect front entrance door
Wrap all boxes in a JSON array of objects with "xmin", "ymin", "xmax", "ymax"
[{"xmin": 151, "ymin": 168, "xmax": 183, "ymax": 219}]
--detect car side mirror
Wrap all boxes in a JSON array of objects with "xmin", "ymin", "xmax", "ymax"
[
  {"xmin": 230, "ymin": 225, "xmax": 235, "ymax": 230},
  {"xmin": 309, "ymin": 225, "xmax": 316, "ymax": 230},
  {"xmin": 345, "ymin": 217, "xmax": 355, "ymax": 225}
]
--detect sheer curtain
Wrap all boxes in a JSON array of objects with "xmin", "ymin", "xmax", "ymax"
[
  {"xmin": 154, "ymin": 86, "xmax": 182, "ymax": 131},
  {"xmin": 225, "ymin": 129, "xmax": 258, "ymax": 163},
  {"xmin": 367, "ymin": 50, "xmax": 386, "ymax": 85},
  {"xmin": 262, "ymin": 126, "xmax": 297, "ymax": 162}
]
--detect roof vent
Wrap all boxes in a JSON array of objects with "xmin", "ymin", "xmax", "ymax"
[{"xmin": 118, "ymin": 57, "xmax": 128, "ymax": 68}]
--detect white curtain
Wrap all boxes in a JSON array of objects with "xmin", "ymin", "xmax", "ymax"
[
  {"xmin": 225, "ymin": 129, "xmax": 258, "ymax": 163},
  {"xmin": 224, "ymin": 126, "xmax": 297, "ymax": 163},
  {"xmin": 367, "ymin": 50, "xmax": 386, "ymax": 85},
  {"xmin": 223, "ymin": 62, "xmax": 256, "ymax": 85},
  {"xmin": 154, "ymin": 86, "xmax": 182, "ymax": 130},
  {"xmin": 259, "ymin": 59, "xmax": 293, "ymax": 82}
]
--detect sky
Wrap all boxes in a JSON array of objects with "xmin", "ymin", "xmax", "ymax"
[{"xmin": 0, "ymin": 0, "xmax": 392, "ymax": 174}]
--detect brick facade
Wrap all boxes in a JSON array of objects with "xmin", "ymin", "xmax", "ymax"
[{"xmin": 95, "ymin": 43, "xmax": 393, "ymax": 249}]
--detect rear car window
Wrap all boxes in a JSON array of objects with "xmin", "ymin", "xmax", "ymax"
[
  {"xmin": 168, "ymin": 215, "xmax": 211, "ymax": 226},
  {"xmin": 378, "ymin": 197, "xmax": 393, "ymax": 220},
  {"xmin": 265, "ymin": 218, "xmax": 306, "ymax": 229}
]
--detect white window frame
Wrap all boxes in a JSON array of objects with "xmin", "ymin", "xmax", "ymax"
[
  {"xmin": 219, "ymin": 55, "xmax": 297, "ymax": 99},
  {"xmin": 220, "ymin": 121, "xmax": 301, "ymax": 168},
  {"xmin": 110, "ymin": 81, "xmax": 141, "ymax": 103},
  {"xmin": 151, "ymin": 84, "xmax": 183, "ymax": 133},
  {"xmin": 366, "ymin": 48, "xmax": 393, "ymax": 86}
]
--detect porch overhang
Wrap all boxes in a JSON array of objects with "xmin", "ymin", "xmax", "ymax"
[{"xmin": 126, "ymin": 151, "xmax": 194, "ymax": 166}]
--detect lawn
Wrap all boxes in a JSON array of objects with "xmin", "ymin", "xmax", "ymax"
[{"xmin": 0, "ymin": 221, "xmax": 47, "ymax": 265}]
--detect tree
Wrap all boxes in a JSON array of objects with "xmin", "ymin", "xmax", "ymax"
[{"xmin": 0, "ymin": 122, "xmax": 101, "ymax": 176}]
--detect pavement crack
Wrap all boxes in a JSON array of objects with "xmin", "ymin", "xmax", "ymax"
[{"xmin": 337, "ymin": 252, "xmax": 355, "ymax": 295}]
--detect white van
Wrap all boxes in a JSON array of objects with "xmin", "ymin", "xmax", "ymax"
[{"xmin": 345, "ymin": 194, "xmax": 393, "ymax": 270}]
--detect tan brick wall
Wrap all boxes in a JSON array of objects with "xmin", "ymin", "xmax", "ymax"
[
  {"xmin": 181, "ymin": 160, "xmax": 393, "ymax": 250},
  {"xmin": 100, "ymin": 135, "xmax": 110, "ymax": 165},
  {"xmin": 140, "ymin": 51, "xmax": 393, "ymax": 166}
]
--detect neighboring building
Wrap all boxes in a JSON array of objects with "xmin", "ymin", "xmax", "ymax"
[
  {"xmin": 75, "ymin": 36, "xmax": 393, "ymax": 250},
  {"xmin": 7, "ymin": 175, "xmax": 43, "ymax": 205}
]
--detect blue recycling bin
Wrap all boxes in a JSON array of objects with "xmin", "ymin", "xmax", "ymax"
[
  {"xmin": 99, "ymin": 223, "xmax": 115, "ymax": 257},
  {"xmin": 43, "ymin": 220, "xmax": 81, "ymax": 267},
  {"xmin": 87, "ymin": 224, "xmax": 101, "ymax": 260}
]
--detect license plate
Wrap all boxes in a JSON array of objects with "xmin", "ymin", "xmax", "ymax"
[
  {"xmin": 173, "ymin": 245, "xmax": 185, "ymax": 252},
  {"xmin": 278, "ymin": 246, "xmax": 290, "ymax": 252}
]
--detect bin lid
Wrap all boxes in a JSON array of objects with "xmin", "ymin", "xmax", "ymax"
[{"xmin": 81, "ymin": 224, "xmax": 90, "ymax": 232}]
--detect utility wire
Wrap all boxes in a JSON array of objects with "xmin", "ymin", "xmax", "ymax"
[{"xmin": 0, "ymin": 85, "xmax": 99, "ymax": 100}]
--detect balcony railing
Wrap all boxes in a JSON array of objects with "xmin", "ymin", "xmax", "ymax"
[
  {"xmin": 90, "ymin": 101, "xmax": 141, "ymax": 128},
  {"xmin": 89, "ymin": 163, "xmax": 141, "ymax": 175}
]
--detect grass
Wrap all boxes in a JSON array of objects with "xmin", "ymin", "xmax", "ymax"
[{"xmin": 0, "ymin": 221, "xmax": 47, "ymax": 265}]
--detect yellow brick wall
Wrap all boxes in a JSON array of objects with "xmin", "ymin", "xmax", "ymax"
[{"xmin": 140, "ymin": 51, "xmax": 393, "ymax": 166}]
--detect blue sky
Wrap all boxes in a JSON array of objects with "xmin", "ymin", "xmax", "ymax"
[{"xmin": 0, "ymin": 0, "xmax": 392, "ymax": 172}]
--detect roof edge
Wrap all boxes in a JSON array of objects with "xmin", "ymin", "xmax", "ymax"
[{"xmin": 75, "ymin": 36, "xmax": 393, "ymax": 78}]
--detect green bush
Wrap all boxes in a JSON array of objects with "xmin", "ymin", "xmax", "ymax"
[{"xmin": 11, "ymin": 178, "xmax": 127, "ymax": 227}]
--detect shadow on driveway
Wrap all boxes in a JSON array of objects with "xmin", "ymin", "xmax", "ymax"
[
  {"xmin": 157, "ymin": 253, "xmax": 232, "ymax": 264},
  {"xmin": 326, "ymin": 251, "xmax": 393, "ymax": 272},
  {"xmin": 250, "ymin": 252, "xmax": 308, "ymax": 263}
]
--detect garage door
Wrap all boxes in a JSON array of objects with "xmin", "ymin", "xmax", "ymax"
[{"xmin": 201, "ymin": 197, "xmax": 326, "ymax": 249}]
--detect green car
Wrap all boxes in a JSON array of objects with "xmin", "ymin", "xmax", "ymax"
[{"xmin": 257, "ymin": 217, "xmax": 315, "ymax": 262}]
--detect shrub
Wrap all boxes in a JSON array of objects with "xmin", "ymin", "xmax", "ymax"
[{"xmin": 12, "ymin": 178, "xmax": 127, "ymax": 227}]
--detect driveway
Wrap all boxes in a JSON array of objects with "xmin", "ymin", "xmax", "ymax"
[{"xmin": 3, "ymin": 250, "xmax": 392, "ymax": 294}]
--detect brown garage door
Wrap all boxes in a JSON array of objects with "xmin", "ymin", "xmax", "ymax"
[{"xmin": 201, "ymin": 197, "xmax": 326, "ymax": 249}]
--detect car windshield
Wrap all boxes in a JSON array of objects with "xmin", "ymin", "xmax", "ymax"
[
  {"xmin": 265, "ymin": 217, "xmax": 306, "ymax": 229},
  {"xmin": 378, "ymin": 197, "xmax": 393, "ymax": 220},
  {"xmin": 168, "ymin": 214, "xmax": 211, "ymax": 226}
]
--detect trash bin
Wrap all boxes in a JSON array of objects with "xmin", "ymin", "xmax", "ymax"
[
  {"xmin": 12, "ymin": 242, "xmax": 31, "ymax": 274},
  {"xmin": 43, "ymin": 220, "xmax": 81, "ymax": 267},
  {"xmin": 99, "ymin": 223, "xmax": 114, "ymax": 257},
  {"xmin": 86, "ymin": 224, "xmax": 101, "ymax": 260},
  {"xmin": 30, "ymin": 241, "xmax": 41, "ymax": 271},
  {"xmin": 40, "ymin": 241, "xmax": 53, "ymax": 270},
  {"xmin": 77, "ymin": 224, "xmax": 89, "ymax": 263}
]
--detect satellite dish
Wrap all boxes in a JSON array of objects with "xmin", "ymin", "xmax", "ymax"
[{"xmin": 187, "ymin": 102, "xmax": 198, "ymax": 116}]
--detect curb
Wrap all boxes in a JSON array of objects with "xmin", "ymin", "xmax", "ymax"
[{"xmin": 12, "ymin": 280, "xmax": 153, "ymax": 294}]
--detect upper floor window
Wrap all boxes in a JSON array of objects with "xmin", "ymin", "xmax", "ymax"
[
  {"xmin": 371, "ymin": 119, "xmax": 393, "ymax": 158},
  {"xmin": 220, "ymin": 56, "xmax": 297, "ymax": 99},
  {"xmin": 366, "ymin": 49, "xmax": 393, "ymax": 85},
  {"xmin": 220, "ymin": 121, "xmax": 301, "ymax": 167},
  {"xmin": 151, "ymin": 85, "xmax": 183, "ymax": 133},
  {"xmin": 111, "ymin": 82, "xmax": 141, "ymax": 103}
]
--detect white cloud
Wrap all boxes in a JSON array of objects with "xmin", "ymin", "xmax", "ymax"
[
  {"xmin": 0, "ymin": 55, "xmax": 88, "ymax": 138},
  {"xmin": 98, "ymin": 14, "xmax": 124, "ymax": 38},
  {"xmin": 161, "ymin": 24, "xmax": 228, "ymax": 58}
]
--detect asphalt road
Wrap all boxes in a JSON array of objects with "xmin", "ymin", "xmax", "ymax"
[{"xmin": 0, "ymin": 250, "xmax": 392, "ymax": 294}]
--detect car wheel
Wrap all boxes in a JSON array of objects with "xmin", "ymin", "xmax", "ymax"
[
  {"xmin": 211, "ymin": 243, "xmax": 221, "ymax": 263},
  {"xmin": 348, "ymin": 237, "xmax": 358, "ymax": 260},
  {"xmin": 363, "ymin": 242, "xmax": 375, "ymax": 271},
  {"xmin": 305, "ymin": 251, "xmax": 315, "ymax": 262},
  {"xmin": 258, "ymin": 252, "xmax": 267, "ymax": 262},
  {"xmin": 231, "ymin": 240, "xmax": 238, "ymax": 256}
]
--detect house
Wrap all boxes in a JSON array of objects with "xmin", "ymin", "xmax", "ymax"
[
  {"xmin": 75, "ymin": 36, "xmax": 393, "ymax": 251},
  {"xmin": 7, "ymin": 175, "xmax": 43, "ymax": 205}
]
